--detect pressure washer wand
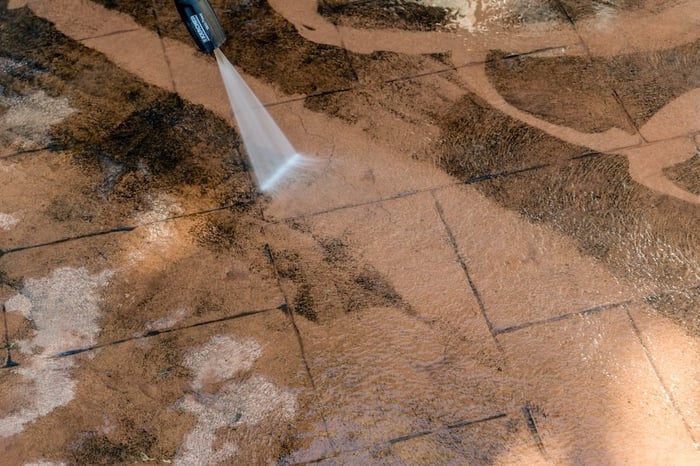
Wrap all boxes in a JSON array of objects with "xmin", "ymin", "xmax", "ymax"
[
  {"xmin": 174, "ymin": 0, "xmax": 305, "ymax": 193},
  {"xmin": 174, "ymin": 0, "xmax": 226, "ymax": 53}
]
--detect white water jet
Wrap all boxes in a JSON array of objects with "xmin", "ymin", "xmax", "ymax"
[{"xmin": 214, "ymin": 48, "xmax": 309, "ymax": 193}]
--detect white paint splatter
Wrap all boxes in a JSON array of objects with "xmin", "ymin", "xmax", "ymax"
[
  {"xmin": 183, "ymin": 335, "xmax": 262, "ymax": 391},
  {"xmin": 173, "ymin": 336, "xmax": 297, "ymax": 466},
  {"xmin": 419, "ymin": 0, "xmax": 485, "ymax": 30},
  {"xmin": 127, "ymin": 194, "xmax": 184, "ymax": 264},
  {"xmin": 1, "ymin": 267, "xmax": 113, "ymax": 438},
  {"xmin": 415, "ymin": 0, "xmax": 560, "ymax": 31},
  {"xmin": 135, "ymin": 195, "xmax": 184, "ymax": 241},
  {"xmin": 5, "ymin": 293, "xmax": 31, "ymax": 320},
  {"xmin": 0, "ymin": 90, "xmax": 74, "ymax": 150},
  {"xmin": 0, "ymin": 212, "xmax": 19, "ymax": 230},
  {"xmin": 24, "ymin": 461, "xmax": 67, "ymax": 466},
  {"xmin": 144, "ymin": 307, "xmax": 188, "ymax": 332}
]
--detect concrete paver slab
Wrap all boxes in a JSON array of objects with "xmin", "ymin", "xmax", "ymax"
[
  {"xmin": 295, "ymin": 309, "xmax": 516, "ymax": 454},
  {"xmin": 293, "ymin": 191, "xmax": 497, "ymax": 348},
  {"xmin": 1, "ymin": 209, "xmax": 284, "ymax": 343},
  {"xmin": 390, "ymin": 414, "xmax": 546, "ymax": 466},
  {"xmin": 1, "ymin": 150, "xmax": 107, "ymax": 249},
  {"xmin": 433, "ymin": 185, "xmax": 633, "ymax": 331},
  {"xmin": 21, "ymin": 0, "xmax": 175, "ymax": 91},
  {"xmin": 629, "ymin": 303, "xmax": 700, "ymax": 446},
  {"xmin": 499, "ymin": 306, "xmax": 700, "ymax": 464},
  {"xmin": 81, "ymin": 29, "xmax": 175, "ymax": 92}
]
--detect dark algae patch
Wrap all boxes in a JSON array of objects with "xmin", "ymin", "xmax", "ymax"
[
  {"xmin": 218, "ymin": 0, "xmax": 359, "ymax": 95},
  {"xmin": 472, "ymin": 40, "xmax": 700, "ymax": 335},
  {"xmin": 293, "ymin": 282, "xmax": 318, "ymax": 322},
  {"xmin": 318, "ymin": 0, "xmax": 454, "ymax": 31},
  {"xmin": 435, "ymin": 93, "xmax": 583, "ymax": 175},
  {"xmin": 664, "ymin": 148, "xmax": 700, "ymax": 196},
  {"xmin": 486, "ymin": 40, "xmax": 700, "ymax": 132},
  {"xmin": 486, "ymin": 51, "xmax": 633, "ymax": 134},
  {"xmin": 70, "ymin": 431, "xmax": 155, "ymax": 466}
]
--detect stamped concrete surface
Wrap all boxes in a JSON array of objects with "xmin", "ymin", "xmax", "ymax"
[{"xmin": 1, "ymin": 0, "xmax": 699, "ymax": 464}]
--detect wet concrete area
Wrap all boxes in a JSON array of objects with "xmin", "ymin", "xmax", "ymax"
[{"xmin": 1, "ymin": 0, "xmax": 699, "ymax": 464}]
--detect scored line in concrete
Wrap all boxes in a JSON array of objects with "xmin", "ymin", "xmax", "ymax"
[
  {"xmin": 265, "ymin": 44, "xmax": 574, "ymax": 109},
  {"xmin": 0, "ymin": 147, "xmax": 54, "ymax": 160},
  {"xmin": 491, "ymin": 280, "xmax": 700, "ymax": 338},
  {"xmin": 75, "ymin": 28, "xmax": 140, "ymax": 42},
  {"xmin": 262, "ymin": 241, "xmax": 336, "ymax": 453},
  {"xmin": 611, "ymin": 88, "xmax": 648, "ymax": 143},
  {"xmin": 432, "ymin": 193, "xmax": 500, "ymax": 349},
  {"xmin": 263, "ymin": 243, "xmax": 317, "ymax": 391},
  {"xmin": 493, "ymin": 300, "xmax": 633, "ymax": 336},
  {"xmin": 522, "ymin": 402, "xmax": 547, "ymax": 457},
  {"xmin": 150, "ymin": 0, "xmax": 179, "ymax": 93},
  {"xmin": 292, "ymin": 411, "xmax": 509, "ymax": 465},
  {"xmin": 389, "ymin": 412, "xmax": 508, "ymax": 446},
  {"xmin": 0, "ymin": 305, "xmax": 282, "ymax": 365},
  {"xmin": 626, "ymin": 308, "xmax": 699, "ymax": 446},
  {"xmin": 283, "ymin": 187, "xmax": 440, "ymax": 222},
  {"xmin": 1, "ymin": 303, "xmax": 19, "ymax": 369},
  {"xmin": 552, "ymin": 0, "xmax": 592, "ymax": 57},
  {"xmin": 0, "ymin": 225, "xmax": 136, "ymax": 257}
]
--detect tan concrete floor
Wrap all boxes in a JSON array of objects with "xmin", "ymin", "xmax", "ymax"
[{"xmin": 1, "ymin": 0, "xmax": 699, "ymax": 464}]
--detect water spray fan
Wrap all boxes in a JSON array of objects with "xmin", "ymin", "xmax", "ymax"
[{"xmin": 175, "ymin": 0, "xmax": 305, "ymax": 193}]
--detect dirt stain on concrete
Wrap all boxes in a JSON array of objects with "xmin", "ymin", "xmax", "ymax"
[{"xmin": 271, "ymin": 223, "xmax": 411, "ymax": 323}]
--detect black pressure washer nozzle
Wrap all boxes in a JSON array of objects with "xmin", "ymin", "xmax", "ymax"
[{"xmin": 174, "ymin": 0, "xmax": 226, "ymax": 53}]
